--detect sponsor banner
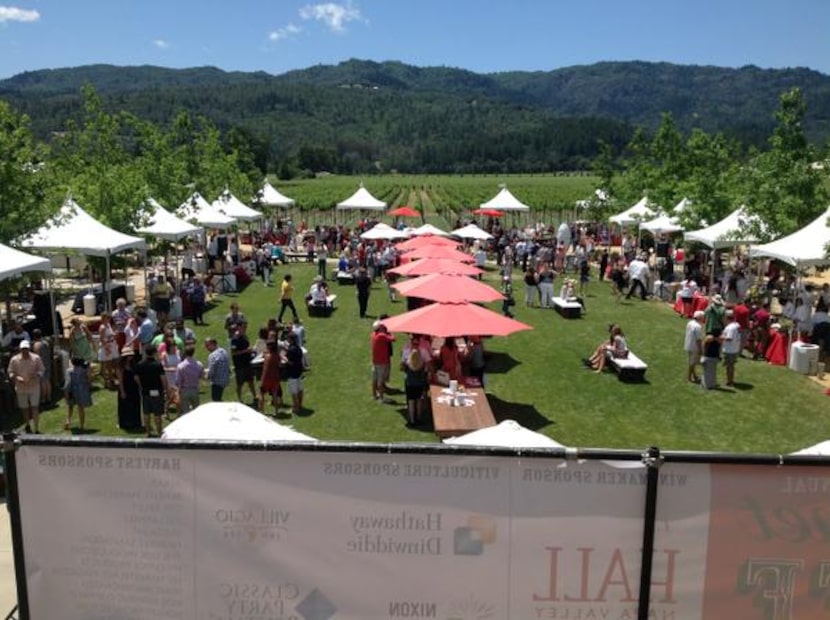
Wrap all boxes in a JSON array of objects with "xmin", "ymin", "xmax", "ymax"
[
  {"xmin": 515, "ymin": 460, "xmax": 711, "ymax": 619},
  {"xmin": 15, "ymin": 446, "xmax": 195, "ymax": 620},
  {"xmin": 703, "ymin": 464, "xmax": 830, "ymax": 619},
  {"xmin": 12, "ymin": 445, "xmax": 712, "ymax": 619}
]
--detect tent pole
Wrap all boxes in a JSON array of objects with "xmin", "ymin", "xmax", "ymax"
[{"xmin": 105, "ymin": 252, "xmax": 112, "ymax": 314}]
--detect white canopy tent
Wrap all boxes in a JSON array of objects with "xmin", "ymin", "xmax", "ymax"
[
  {"xmin": 0, "ymin": 243, "xmax": 52, "ymax": 282},
  {"xmin": 359, "ymin": 222, "xmax": 408, "ymax": 240},
  {"xmin": 407, "ymin": 223, "xmax": 449, "ymax": 237},
  {"xmin": 749, "ymin": 205, "xmax": 830, "ymax": 268},
  {"xmin": 683, "ymin": 206, "xmax": 759, "ymax": 249},
  {"xmin": 177, "ymin": 192, "xmax": 237, "ymax": 229},
  {"xmin": 673, "ymin": 197, "xmax": 692, "ymax": 214},
  {"xmin": 639, "ymin": 214, "xmax": 684, "ymax": 235},
  {"xmin": 791, "ymin": 440, "xmax": 830, "ymax": 455},
  {"xmin": 214, "ymin": 190, "xmax": 263, "ymax": 222},
  {"xmin": 609, "ymin": 197, "xmax": 655, "ymax": 226},
  {"xmin": 257, "ymin": 181, "xmax": 295, "ymax": 208},
  {"xmin": 479, "ymin": 187, "xmax": 531, "ymax": 212},
  {"xmin": 22, "ymin": 199, "xmax": 147, "ymax": 257},
  {"xmin": 443, "ymin": 420, "xmax": 565, "ymax": 447},
  {"xmin": 336, "ymin": 184, "xmax": 387, "ymax": 211},
  {"xmin": 135, "ymin": 198, "xmax": 203, "ymax": 242},
  {"xmin": 451, "ymin": 223, "xmax": 494, "ymax": 241},
  {"xmin": 161, "ymin": 402, "xmax": 317, "ymax": 441},
  {"xmin": 21, "ymin": 199, "xmax": 147, "ymax": 312}
]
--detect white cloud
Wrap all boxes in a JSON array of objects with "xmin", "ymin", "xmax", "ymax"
[
  {"xmin": 299, "ymin": 2, "xmax": 362, "ymax": 32},
  {"xmin": 153, "ymin": 39, "xmax": 170, "ymax": 49},
  {"xmin": 268, "ymin": 23, "xmax": 302, "ymax": 42},
  {"xmin": 0, "ymin": 6, "xmax": 40, "ymax": 23}
]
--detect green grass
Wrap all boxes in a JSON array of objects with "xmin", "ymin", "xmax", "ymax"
[{"xmin": 16, "ymin": 261, "xmax": 830, "ymax": 453}]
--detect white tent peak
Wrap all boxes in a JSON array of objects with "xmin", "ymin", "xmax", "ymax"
[
  {"xmin": 161, "ymin": 402, "xmax": 317, "ymax": 441},
  {"xmin": 21, "ymin": 198, "xmax": 146, "ymax": 257},
  {"xmin": 178, "ymin": 192, "xmax": 237, "ymax": 229},
  {"xmin": 750, "ymin": 205, "xmax": 830, "ymax": 267},
  {"xmin": 479, "ymin": 187, "xmax": 531, "ymax": 212},
  {"xmin": 609, "ymin": 196, "xmax": 656, "ymax": 226},
  {"xmin": 444, "ymin": 420, "xmax": 565, "ymax": 448},
  {"xmin": 409, "ymin": 223, "xmax": 449, "ymax": 237},
  {"xmin": 213, "ymin": 191, "xmax": 263, "ymax": 221},
  {"xmin": 683, "ymin": 205, "xmax": 760, "ymax": 249},
  {"xmin": 136, "ymin": 197, "xmax": 203, "ymax": 241},
  {"xmin": 336, "ymin": 185, "xmax": 387, "ymax": 211},
  {"xmin": 451, "ymin": 223, "xmax": 493, "ymax": 240},
  {"xmin": 257, "ymin": 181, "xmax": 295, "ymax": 207},
  {"xmin": 0, "ymin": 242, "xmax": 52, "ymax": 281}
]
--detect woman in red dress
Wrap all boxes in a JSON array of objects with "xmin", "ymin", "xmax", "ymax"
[{"xmin": 259, "ymin": 340, "xmax": 283, "ymax": 415}]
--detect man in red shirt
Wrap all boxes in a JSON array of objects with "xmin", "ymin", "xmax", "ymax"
[
  {"xmin": 370, "ymin": 321, "xmax": 395, "ymax": 402},
  {"xmin": 750, "ymin": 301, "xmax": 771, "ymax": 360}
]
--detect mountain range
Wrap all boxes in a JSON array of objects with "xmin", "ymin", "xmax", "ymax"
[{"xmin": 1, "ymin": 59, "xmax": 828, "ymax": 174}]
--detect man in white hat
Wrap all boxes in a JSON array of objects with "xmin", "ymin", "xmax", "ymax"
[
  {"xmin": 704, "ymin": 294, "xmax": 726, "ymax": 336},
  {"xmin": 7, "ymin": 339, "xmax": 45, "ymax": 433}
]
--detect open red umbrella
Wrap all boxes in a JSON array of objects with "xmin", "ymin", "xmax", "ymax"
[
  {"xmin": 404, "ymin": 245, "xmax": 475, "ymax": 262},
  {"xmin": 395, "ymin": 235, "xmax": 459, "ymax": 251},
  {"xmin": 388, "ymin": 258, "xmax": 483, "ymax": 277},
  {"xmin": 381, "ymin": 301, "xmax": 532, "ymax": 338},
  {"xmin": 392, "ymin": 273, "xmax": 504, "ymax": 303},
  {"xmin": 472, "ymin": 208, "xmax": 504, "ymax": 218},
  {"xmin": 388, "ymin": 205, "xmax": 420, "ymax": 218}
]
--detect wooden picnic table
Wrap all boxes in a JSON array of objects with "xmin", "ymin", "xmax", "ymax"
[{"xmin": 429, "ymin": 385, "xmax": 496, "ymax": 439}]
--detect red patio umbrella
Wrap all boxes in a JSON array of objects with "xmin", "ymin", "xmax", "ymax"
[
  {"xmin": 388, "ymin": 206, "xmax": 420, "ymax": 218},
  {"xmin": 392, "ymin": 273, "xmax": 504, "ymax": 303},
  {"xmin": 381, "ymin": 301, "xmax": 532, "ymax": 338},
  {"xmin": 404, "ymin": 245, "xmax": 476, "ymax": 262},
  {"xmin": 472, "ymin": 208, "xmax": 504, "ymax": 218},
  {"xmin": 395, "ymin": 235, "xmax": 460, "ymax": 251},
  {"xmin": 388, "ymin": 258, "xmax": 483, "ymax": 277}
]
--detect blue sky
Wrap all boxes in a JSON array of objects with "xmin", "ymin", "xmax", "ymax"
[{"xmin": 0, "ymin": 0, "xmax": 828, "ymax": 79}]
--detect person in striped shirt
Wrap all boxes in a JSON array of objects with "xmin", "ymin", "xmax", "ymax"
[{"xmin": 205, "ymin": 337, "xmax": 231, "ymax": 402}]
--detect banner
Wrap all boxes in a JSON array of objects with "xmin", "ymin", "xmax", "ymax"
[
  {"xmin": 12, "ymin": 445, "xmax": 715, "ymax": 618},
  {"xmin": 703, "ymin": 463, "xmax": 830, "ymax": 619}
]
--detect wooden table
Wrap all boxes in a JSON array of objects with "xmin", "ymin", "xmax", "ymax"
[{"xmin": 429, "ymin": 385, "xmax": 496, "ymax": 439}]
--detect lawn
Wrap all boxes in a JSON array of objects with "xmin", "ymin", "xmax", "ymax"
[{"xmin": 16, "ymin": 256, "xmax": 830, "ymax": 454}]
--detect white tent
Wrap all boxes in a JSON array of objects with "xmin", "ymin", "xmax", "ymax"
[
  {"xmin": 409, "ymin": 223, "xmax": 449, "ymax": 237},
  {"xmin": 336, "ymin": 184, "xmax": 387, "ymax": 211},
  {"xmin": 161, "ymin": 402, "xmax": 317, "ymax": 441},
  {"xmin": 479, "ymin": 187, "xmax": 531, "ymax": 212},
  {"xmin": 177, "ymin": 192, "xmax": 237, "ymax": 229},
  {"xmin": 673, "ymin": 197, "xmax": 692, "ymax": 214},
  {"xmin": 443, "ymin": 420, "xmax": 565, "ymax": 447},
  {"xmin": 21, "ymin": 199, "xmax": 147, "ymax": 257},
  {"xmin": 609, "ymin": 197, "xmax": 655, "ymax": 226},
  {"xmin": 214, "ymin": 191, "xmax": 263, "ymax": 222},
  {"xmin": 135, "ymin": 198, "xmax": 203, "ymax": 242},
  {"xmin": 257, "ymin": 181, "xmax": 295, "ymax": 208},
  {"xmin": 451, "ymin": 223, "xmax": 494, "ymax": 241},
  {"xmin": 359, "ymin": 222, "xmax": 408, "ymax": 240},
  {"xmin": 749, "ymin": 205, "xmax": 830, "ymax": 267},
  {"xmin": 639, "ymin": 214, "xmax": 684, "ymax": 235},
  {"xmin": 0, "ymin": 243, "xmax": 52, "ymax": 281},
  {"xmin": 683, "ymin": 206, "xmax": 759, "ymax": 249},
  {"xmin": 791, "ymin": 440, "xmax": 830, "ymax": 455}
]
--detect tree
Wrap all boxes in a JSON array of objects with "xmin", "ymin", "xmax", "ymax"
[
  {"xmin": 740, "ymin": 88, "xmax": 829, "ymax": 240},
  {"xmin": 0, "ymin": 100, "xmax": 52, "ymax": 243}
]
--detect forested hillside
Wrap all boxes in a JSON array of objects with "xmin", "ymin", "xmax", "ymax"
[{"xmin": 1, "ymin": 59, "xmax": 828, "ymax": 175}]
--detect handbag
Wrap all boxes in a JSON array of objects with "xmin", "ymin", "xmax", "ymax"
[{"xmin": 435, "ymin": 370, "xmax": 451, "ymax": 386}]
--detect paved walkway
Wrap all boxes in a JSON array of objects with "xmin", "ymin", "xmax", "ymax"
[{"xmin": 0, "ymin": 499, "xmax": 17, "ymax": 616}]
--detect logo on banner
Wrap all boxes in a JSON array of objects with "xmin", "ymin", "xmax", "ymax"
[
  {"xmin": 212, "ymin": 504, "xmax": 291, "ymax": 543},
  {"xmin": 386, "ymin": 594, "xmax": 495, "ymax": 619},
  {"xmin": 454, "ymin": 515, "xmax": 496, "ymax": 556}
]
